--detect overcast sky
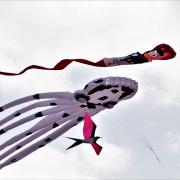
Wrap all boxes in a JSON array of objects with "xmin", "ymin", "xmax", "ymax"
[{"xmin": 0, "ymin": 1, "xmax": 180, "ymax": 179}]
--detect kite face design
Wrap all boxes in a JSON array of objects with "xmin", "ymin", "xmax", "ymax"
[{"xmin": 0, "ymin": 76, "xmax": 138, "ymax": 169}]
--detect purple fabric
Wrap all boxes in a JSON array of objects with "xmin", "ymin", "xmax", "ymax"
[{"xmin": 0, "ymin": 76, "xmax": 138, "ymax": 169}]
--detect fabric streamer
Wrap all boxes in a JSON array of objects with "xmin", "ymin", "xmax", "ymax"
[{"xmin": 0, "ymin": 44, "xmax": 176, "ymax": 76}]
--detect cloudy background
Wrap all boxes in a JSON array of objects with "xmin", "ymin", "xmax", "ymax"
[{"xmin": 0, "ymin": 1, "xmax": 180, "ymax": 179}]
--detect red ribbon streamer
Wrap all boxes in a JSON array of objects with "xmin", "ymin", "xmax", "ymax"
[{"xmin": 0, "ymin": 59, "xmax": 106, "ymax": 76}]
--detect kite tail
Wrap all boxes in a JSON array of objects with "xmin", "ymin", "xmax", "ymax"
[
  {"xmin": 0, "ymin": 44, "xmax": 176, "ymax": 76},
  {"xmin": 0, "ymin": 59, "xmax": 106, "ymax": 76},
  {"xmin": 53, "ymin": 59, "xmax": 105, "ymax": 69}
]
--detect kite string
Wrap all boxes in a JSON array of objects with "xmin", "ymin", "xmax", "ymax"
[{"xmin": 117, "ymin": 124, "xmax": 169, "ymax": 178}]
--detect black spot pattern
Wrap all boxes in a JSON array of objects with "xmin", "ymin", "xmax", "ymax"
[
  {"xmin": 50, "ymin": 102, "xmax": 57, "ymax": 106},
  {"xmin": 84, "ymin": 84, "xmax": 89, "ymax": 89},
  {"xmin": 71, "ymin": 124, "xmax": 76, "ymax": 127},
  {"xmin": 10, "ymin": 158, "xmax": 16, "ymax": 163},
  {"xmin": 26, "ymin": 132, "xmax": 32, "ymax": 136},
  {"xmin": 80, "ymin": 105, "xmax": 86, "ymax": 108},
  {"xmin": 77, "ymin": 117, "xmax": 83, "ymax": 122},
  {"xmin": 88, "ymin": 85, "xmax": 118, "ymax": 95},
  {"xmin": 16, "ymin": 145, "xmax": 22, "ymax": 150},
  {"xmin": 94, "ymin": 79, "xmax": 103, "ymax": 83},
  {"xmin": 62, "ymin": 113, "xmax": 69, "ymax": 118},
  {"xmin": 119, "ymin": 86, "xmax": 134, "ymax": 100},
  {"xmin": 35, "ymin": 112, "xmax": 43, "ymax": 117},
  {"xmin": 33, "ymin": 94, "xmax": 40, "ymax": 99},
  {"xmin": 103, "ymin": 101, "xmax": 117, "ymax": 109},
  {"xmin": 87, "ymin": 102, "xmax": 96, "ymax": 109},
  {"xmin": 39, "ymin": 144, "xmax": 44, "ymax": 148},
  {"xmin": 0, "ymin": 107, "xmax": 4, "ymax": 112},
  {"xmin": 98, "ymin": 96, "xmax": 108, "ymax": 101},
  {"xmin": 111, "ymin": 89, "xmax": 119, "ymax": 94},
  {"xmin": 53, "ymin": 123, "xmax": 59, "ymax": 128},
  {"xmin": 45, "ymin": 138, "xmax": 51, "ymax": 142},
  {"xmin": 15, "ymin": 112, "xmax": 21, "ymax": 117},
  {"xmin": 0, "ymin": 129, "xmax": 5, "ymax": 135}
]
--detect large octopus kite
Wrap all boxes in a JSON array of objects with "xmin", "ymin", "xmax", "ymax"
[{"xmin": 0, "ymin": 44, "xmax": 176, "ymax": 169}]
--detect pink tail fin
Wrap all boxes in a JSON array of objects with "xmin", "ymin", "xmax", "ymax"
[{"xmin": 91, "ymin": 143, "xmax": 102, "ymax": 155}]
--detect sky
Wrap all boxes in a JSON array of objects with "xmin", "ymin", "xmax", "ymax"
[{"xmin": 0, "ymin": 1, "xmax": 180, "ymax": 179}]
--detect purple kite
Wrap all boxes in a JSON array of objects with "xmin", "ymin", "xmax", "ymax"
[{"xmin": 0, "ymin": 76, "xmax": 138, "ymax": 169}]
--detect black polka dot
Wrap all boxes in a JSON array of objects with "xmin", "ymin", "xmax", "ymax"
[
  {"xmin": 45, "ymin": 138, "xmax": 52, "ymax": 142},
  {"xmin": 111, "ymin": 89, "xmax": 119, "ymax": 94},
  {"xmin": 0, "ymin": 107, "xmax": 4, "ymax": 112},
  {"xmin": 15, "ymin": 112, "xmax": 21, "ymax": 117},
  {"xmin": 122, "ymin": 86, "xmax": 133, "ymax": 92},
  {"xmin": 72, "ymin": 123, "xmax": 77, "ymax": 127},
  {"xmin": 26, "ymin": 132, "xmax": 32, "ymax": 136},
  {"xmin": 33, "ymin": 94, "xmax": 40, "ymax": 99},
  {"xmin": 39, "ymin": 144, "xmax": 44, "ymax": 148},
  {"xmin": 88, "ymin": 85, "xmax": 118, "ymax": 95},
  {"xmin": 62, "ymin": 113, "xmax": 69, "ymax": 118},
  {"xmin": 77, "ymin": 117, "xmax": 83, "ymax": 121},
  {"xmin": 0, "ymin": 129, "xmax": 5, "ymax": 135},
  {"xmin": 16, "ymin": 145, "xmax": 22, "ymax": 150},
  {"xmin": 80, "ymin": 105, "xmax": 87, "ymax": 108},
  {"xmin": 35, "ymin": 112, "xmax": 43, "ymax": 117},
  {"xmin": 119, "ymin": 86, "xmax": 134, "ymax": 100},
  {"xmin": 94, "ymin": 79, "xmax": 103, "ymax": 83},
  {"xmin": 50, "ymin": 102, "xmax": 57, "ymax": 106},
  {"xmin": 84, "ymin": 84, "xmax": 89, "ymax": 89},
  {"xmin": 53, "ymin": 123, "xmax": 59, "ymax": 128},
  {"xmin": 87, "ymin": 102, "xmax": 96, "ymax": 109},
  {"xmin": 103, "ymin": 101, "xmax": 117, "ymax": 109},
  {"xmin": 10, "ymin": 158, "xmax": 16, "ymax": 163},
  {"xmin": 98, "ymin": 96, "xmax": 108, "ymax": 101}
]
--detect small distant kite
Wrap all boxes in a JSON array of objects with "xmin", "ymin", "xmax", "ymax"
[
  {"xmin": 0, "ymin": 44, "xmax": 176, "ymax": 76},
  {"xmin": 0, "ymin": 76, "xmax": 138, "ymax": 169},
  {"xmin": 66, "ymin": 112, "xmax": 102, "ymax": 155}
]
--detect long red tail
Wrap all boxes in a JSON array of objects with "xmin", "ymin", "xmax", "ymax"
[{"xmin": 0, "ymin": 59, "xmax": 106, "ymax": 76}]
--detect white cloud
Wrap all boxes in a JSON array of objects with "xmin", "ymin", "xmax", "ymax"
[
  {"xmin": 135, "ymin": 59, "xmax": 180, "ymax": 107},
  {"xmin": 0, "ymin": 1, "xmax": 180, "ymax": 178},
  {"xmin": 163, "ymin": 131, "xmax": 180, "ymax": 154},
  {"xmin": 0, "ymin": 142, "xmax": 132, "ymax": 179},
  {"xmin": 79, "ymin": 143, "xmax": 132, "ymax": 177}
]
